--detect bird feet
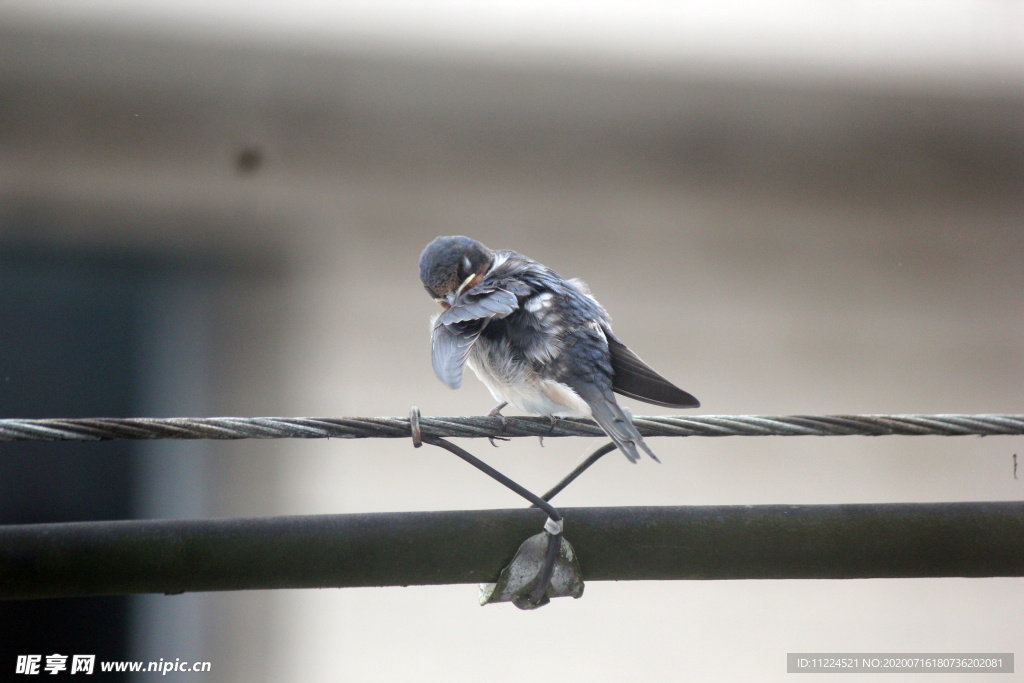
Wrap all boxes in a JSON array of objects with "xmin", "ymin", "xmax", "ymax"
[
  {"xmin": 488, "ymin": 401, "xmax": 509, "ymax": 423},
  {"xmin": 488, "ymin": 402, "xmax": 510, "ymax": 447},
  {"xmin": 538, "ymin": 415, "xmax": 558, "ymax": 447}
]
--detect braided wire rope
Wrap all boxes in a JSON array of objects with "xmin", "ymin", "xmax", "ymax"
[{"xmin": 1, "ymin": 414, "xmax": 1022, "ymax": 442}]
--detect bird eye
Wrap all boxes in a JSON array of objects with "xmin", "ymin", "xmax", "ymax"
[{"xmin": 460, "ymin": 256, "xmax": 472, "ymax": 275}]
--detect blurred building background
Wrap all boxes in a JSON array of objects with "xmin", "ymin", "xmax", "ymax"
[{"xmin": 0, "ymin": 1, "xmax": 1022, "ymax": 680}]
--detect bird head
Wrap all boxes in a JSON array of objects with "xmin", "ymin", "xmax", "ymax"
[{"xmin": 419, "ymin": 236, "xmax": 495, "ymax": 308}]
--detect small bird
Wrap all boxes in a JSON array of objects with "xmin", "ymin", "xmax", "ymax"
[{"xmin": 419, "ymin": 236, "xmax": 699, "ymax": 463}]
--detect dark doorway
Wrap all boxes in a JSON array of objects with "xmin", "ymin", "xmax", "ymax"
[{"xmin": 0, "ymin": 250, "xmax": 156, "ymax": 677}]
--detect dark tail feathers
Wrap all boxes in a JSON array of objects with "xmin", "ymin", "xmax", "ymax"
[{"xmin": 588, "ymin": 396, "xmax": 660, "ymax": 464}]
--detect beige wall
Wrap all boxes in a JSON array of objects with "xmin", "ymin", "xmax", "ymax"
[{"xmin": 2, "ymin": 23, "xmax": 1022, "ymax": 682}]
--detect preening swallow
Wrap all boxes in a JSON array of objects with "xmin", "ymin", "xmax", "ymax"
[{"xmin": 419, "ymin": 235, "xmax": 699, "ymax": 463}]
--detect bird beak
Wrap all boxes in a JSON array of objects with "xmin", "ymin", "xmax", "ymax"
[{"xmin": 454, "ymin": 272, "xmax": 477, "ymax": 298}]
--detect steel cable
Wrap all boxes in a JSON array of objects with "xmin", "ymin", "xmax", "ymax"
[{"xmin": 1, "ymin": 413, "xmax": 1022, "ymax": 442}]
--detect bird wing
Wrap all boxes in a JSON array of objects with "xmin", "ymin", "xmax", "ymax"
[
  {"xmin": 605, "ymin": 331, "xmax": 700, "ymax": 408},
  {"xmin": 431, "ymin": 319, "xmax": 486, "ymax": 389},
  {"xmin": 431, "ymin": 284, "xmax": 525, "ymax": 388}
]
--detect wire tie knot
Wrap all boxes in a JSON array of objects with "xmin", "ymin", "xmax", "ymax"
[
  {"xmin": 409, "ymin": 407, "xmax": 422, "ymax": 448},
  {"xmin": 544, "ymin": 517, "xmax": 563, "ymax": 535}
]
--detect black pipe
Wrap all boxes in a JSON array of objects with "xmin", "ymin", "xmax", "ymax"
[{"xmin": 1, "ymin": 502, "xmax": 1022, "ymax": 600}]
